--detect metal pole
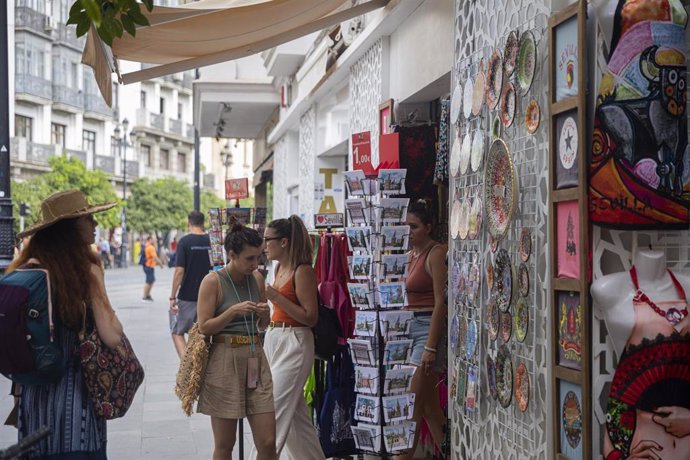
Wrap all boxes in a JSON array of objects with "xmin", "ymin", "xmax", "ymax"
[
  {"xmin": 122, "ymin": 134, "xmax": 128, "ymax": 268},
  {"xmin": 0, "ymin": 2, "xmax": 14, "ymax": 270},
  {"xmin": 193, "ymin": 68, "xmax": 200, "ymax": 212}
]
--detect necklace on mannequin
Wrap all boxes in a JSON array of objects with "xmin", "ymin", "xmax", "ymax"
[{"xmin": 630, "ymin": 266, "xmax": 688, "ymax": 326}]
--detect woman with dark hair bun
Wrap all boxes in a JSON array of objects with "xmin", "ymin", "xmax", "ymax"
[
  {"xmin": 196, "ymin": 224, "xmax": 276, "ymax": 460},
  {"xmin": 398, "ymin": 198, "xmax": 448, "ymax": 459},
  {"xmin": 250, "ymin": 215, "xmax": 325, "ymax": 460}
]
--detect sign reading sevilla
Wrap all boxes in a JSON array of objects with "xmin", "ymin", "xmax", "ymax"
[{"xmin": 225, "ymin": 178, "xmax": 249, "ymax": 200}]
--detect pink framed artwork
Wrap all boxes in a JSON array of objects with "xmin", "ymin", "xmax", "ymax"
[
  {"xmin": 556, "ymin": 200, "xmax": 579, "ymax": 279},
  {"xmin": 379, "ymin": 99, "xmax": 394, "ymax": 135}
]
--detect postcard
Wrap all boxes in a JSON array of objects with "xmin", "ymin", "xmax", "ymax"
[
  {"xmin": 207, "ymin": 208, "xmax": 222, "ymax": 228},
  {"xmin": 378, "ymin": 169, "xmax": 407, "ymax": 195},
  {"xmin": 354, "ymin": 311, "xmax": 378, "ymax": 337},
  {"xmin": 379, "ymin": 198, "xmax": 409, "ymax": 224},
  {"xmin": 347, "ymin": 283, "xmax": 373, "ymax": 310},
  {"xmin": 351, "ymin": 423, "xmax": 381, "ymax": 452},
  {"xmin": 383, "ymin": 421, "xmax": 416, "ymax": 453},
  {"xmin": 346, "ymin": 226, "xmax": 372, "ymax": 254},
  {"xmin": 253, "ymin": 207, "xmax": 267, "ymax": 226},
  {"xmin": 349, "ymin": 254, "xmax": 373, "ymax": 280},
  {"xmin": 384, "ymin": 339, "xmax": 412, "ymax": 365},
  {"xmin": 377, "ymin": 282, "xmax": 407, "ymax": 309},
  {"xmin": 379, "ymin": 311, "xmax": 413, "ymax": 338},
  {"xmin": 355, "ymin": 394, "xmax": 379, "ymax": 424},
  {"xmin": 348, "ymin": 338, "xmax": 376, "ymax": 366},
  {"xmin": 346, "ymin": 198, "xmax": 370, "ymax": 225},
  {"xmin": 380, "ymin": 225, "xmax": 410, "ymax": 252},
  {"xmin": 355, "ymin": 366, "xmax": 379, "ymax": 395},
  {"xmin": 383, "ymin": 394, "xmax": 414, "ymax": 423},
  {"xmin": 383, "ymin": 366, "xmax": 415, "ymax": 395},
  {"xmin": 226, "ymin": 207, "xmax": 252, "ymax": 226},
  {"xmin": 380, "ymin": 254, "xmax": 409, "ymax": 280},
  {"xmin": 344, "ymin": 170, "xmax": 376, "ymax": 196}
]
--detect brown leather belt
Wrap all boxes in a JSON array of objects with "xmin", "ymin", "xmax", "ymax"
[{"xmin": 211, "ymin": 335, "xmax": 261, "ymax": 346}]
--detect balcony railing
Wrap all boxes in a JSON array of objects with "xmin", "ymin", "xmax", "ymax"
[
  {"xmin": 169, "ymin": 118, "xmax": 182, "ymax": 135},
  {"xmin": 95, "ymin": 155, "xmax": 115, "ymax": 173},
  {"xmin": 16, "ymin": 73, "xmax": 52, "ymax": 100},
  {"xmin": 150, "ymin": 113, "xmax": 165, "ymax": 130},
  {"xmin": 84, "ymin": 93, "xmax": 114, "ymax": 118},
  {"xmin": 53, "ymin": 84, "xmax": 84, "ymax": 109},
  {"xmin": 126, "ymin": 161, "xmax": 140, "ymax": 178},
  {"xmin": 57, "ymin": 23, "xmax": 84, "ymax": 50},
  {"xmin": 28, "ymin": 142, "xmax": 56, "ymax": 162},
  {"xmin": 15, "ymin": 6, "xmax": 50, "ymax": 36},
  {"xmin": 66, "ymin": 149, "xmax": 87, "ymax": 164}
]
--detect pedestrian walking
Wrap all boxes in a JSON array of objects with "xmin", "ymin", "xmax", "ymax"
[
  {"xmin": 99, "ymin": 237, "xmax": 111, "ymax": 269},
  {"xmin": 9, "ymin": 190, "xmax": 125, "ymax": 458},
  {"xmin": 142, "ymin": 235, "xmax": 164, "ymax": 302},
  {"xmin": 196, "ymin": 224, "xmax": 276, "ymax": 460},
  {"xmin": 252, "ymin": 215, "xmax": 325, "ymax": 460},
  {"xmin": 169, "ymin": 211, "xmax": 211, "ymax": 358},
  {"xmin": 397, "ymin": 199, "xmax": 448, "ymax": 459}
]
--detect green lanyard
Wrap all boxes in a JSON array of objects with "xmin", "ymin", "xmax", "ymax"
[{"xmin": 226, "ymin": 266, "xmax": 255, "ymax": 353}]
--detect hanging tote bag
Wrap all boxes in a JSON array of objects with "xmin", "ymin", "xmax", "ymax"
[
  {"xmin": 317, "ymin": 347, "xmax": 357, "ymax": 458},
  {"xmin": 174, "ymin": 323, "xmax": 210, "ymax": 416},
  {"xmin": 78, "ymin": 309, "xmax": 144, "ymax": 420},
  {"xmin": 317, "ymin": 235, "xmax": 350, "ymax": 351}
]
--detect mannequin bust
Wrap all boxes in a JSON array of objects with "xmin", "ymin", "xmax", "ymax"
[{"xmin": 591, "ymin": 248, "xmax": 690, "ymax": 357}]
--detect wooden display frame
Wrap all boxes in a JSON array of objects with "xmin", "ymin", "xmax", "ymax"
[{"xmin": 548, "ymin": 2, "xmax": 589, "ymax": 459}]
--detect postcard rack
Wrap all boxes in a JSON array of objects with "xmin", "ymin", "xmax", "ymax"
[
  {"xmin": 206, "ymin": 206, "xmax": 268, "ymax": 269},
  {"xmin": 343, "ymin": 168, "xmax": 418, "ymax": 457}
]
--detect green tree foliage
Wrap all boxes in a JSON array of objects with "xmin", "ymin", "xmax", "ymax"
[
  {"xmin": 68, "ymin": 0, "xmax": 154, "ymax": 46},
  {"xmin": 12, "ymin": 156, "xmax": 120, "ymax": 232},
  {"xmin": 128, "ymin": 177, "xmax": 191, "ymax": 233}
]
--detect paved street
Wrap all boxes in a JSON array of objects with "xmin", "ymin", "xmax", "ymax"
[{"xmin": 0, "ymin": 265, "xmax": 257, "ymax": 459}]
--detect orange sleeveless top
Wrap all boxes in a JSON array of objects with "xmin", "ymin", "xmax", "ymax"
[
  {"xmin": 406, "ymin": 244, "xmax": 438, "ymax": 309},
  {"xmin": 271, "ymin": 267, "xmax": 307, "ymax": 327}
]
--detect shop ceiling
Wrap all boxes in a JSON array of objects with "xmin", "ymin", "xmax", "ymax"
[{"xmin": 82, "ymin": 0, "xmax": 392, "ymax": 107}]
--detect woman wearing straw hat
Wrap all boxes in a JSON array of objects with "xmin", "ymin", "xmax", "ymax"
[{"xmin": 10, "ymin": 189, "xmax": 125, "ymax": 458}]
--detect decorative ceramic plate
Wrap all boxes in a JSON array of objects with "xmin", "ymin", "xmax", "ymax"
[
  {"xmin": 467, "ymin": 263, "xmax": 480, "ymax": 305},
  {"xmin": 486, "ymin": 49, "xmax": 503, "ymax": 110},
  {"xmin": 483, "ymin": 139, "xmax": 517, "ymax": 240},
  {"xmin": 468, "ymin": 197, "xmax": 482, "ymax": 240},
  {"xmin": 487, "ymin": 355, "xmax": 498, "ymax": 400},
  {"xmin": 458, "ymin": 200, "xmax": 470, "ymax": 240},
  {"xmin": 451, "ymin": 259, "xmax": 462, "ymax": 298},
  {"xmin": 493, "ymin": 248, "xmax": 513, "ymax": 312},
  {"xmin": 470, "ymin": 130, "xmax": 484, "ymax": 173},
  {"xmin": 458, "ymin": 263, "xmax": 468, "ymax": 305},
  {"xmin": 458, "ymin": 317, "xmax": 468, "ymax": 357},
  {"xmin": 491, "ymin": 113, "xmax": 502, "ymax": 140},
  {"xmin": 473, "ymin": 197, "xmax": 483, "ymax": 237},
  {"xmin": 472, "ymin": 67, "xmax": 485, "ymax": 116},
  {"xmin": 450, "ymin": 135, "xmax": 461, "ymax": 178},
  {"xmin": 514, "ymin": 296, "xmax": 529, "ymax": 343},
  {"xmin": 486, "ymin": 258, "xmax": 494, "ymax": 291},
  {"xmin": 525, "ymin": 99, "xmax": 540, "ymax": 134},
  {"xmin": 450, "ymin": 199, "xmax": 462, "ymax": 239},
  {"xmin": 501, "ymin": 311, "xmax": 512, "ymax": 343},
  {"xmin": 459, "ymin": 132, "xmax": 472, "ymax": 175},
  {"xmin": 562, "ymin": 390, "xmax": 583, "ymax": 448},
  {"xmin": 515, "ymin": 362, "xmax": 529, "ymax": 412},
  {"xmin": 451, "ymin": 83, "xmax": 463, "ymax": 124},
  {"xmin": 496, "ymin": 345, "xmax": 513, "ymax": 408},
  {"xmin": 500, "ymin": 81, "xmax": 516, "ymax": 128},
  {"xmin": 503, "ymin": 30, "xmax": 519, "ymax": 76},
  {"xmin": 518, "ymin": 262, "xmax": 529, "ymax": 297},
  {"xmin": 466, "ymin": 319, "xmax": 477, "ymax": 360},
  {"xmin": 520, "ymin": 228, "xmax": 532, "ymax": 262},
  {"xmin": 516, "ymin": 30, "xmax": 536, "ymax": 96},
  {"xmin": 486, "ymin": 296, "xmax": 499, "ymax": 341},
  {"xmin": 463, "ymin": 77, "xmax": 474, "ymax": 119},
  {"xmin": 490, "ymin": 234, "xmax": 499, "ymax": 253},
  {"xmin": 450, "ymin": 314, "xmax": 460, "ymax": 353}
]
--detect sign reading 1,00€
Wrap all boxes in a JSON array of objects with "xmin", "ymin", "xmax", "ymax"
[{"xmin": 225, "ymin": 178, "xmax": 249, "ymax": 200}]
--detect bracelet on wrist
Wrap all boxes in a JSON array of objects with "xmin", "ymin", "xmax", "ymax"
[
  {"xmin": 424, "ymin": 346, "xmax": 437, "ymax": 353},
  {"xmin": 169, "ymin": 297, "xmax": 176, "ymax": 301}
]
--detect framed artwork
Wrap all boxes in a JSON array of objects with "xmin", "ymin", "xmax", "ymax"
[
  {"xmin": 555, "ymin": 110, "xmax": 579, "ymax": 189},
  {"xmin": 556, "ymin": 200, "xmax": 579, "ymax": 279},
  {"xmin": 559, "ymin": 380, "xmax": 583, "ymax": 460},
  {"xmin": 557, "ymin": 291, "xmax": 582, "ymax": 370},
  {"xmin": 554, "ymin": 16, "xmax": 578, "ymax": 102},
  {"xmin": 379, "ymin": 99, "xmax": 395, "ymax": 135}
]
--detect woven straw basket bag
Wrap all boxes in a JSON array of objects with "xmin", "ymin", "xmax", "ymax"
[{"xmin": 174, "ymin": 323, "xmax": 210, "ymax": 416}]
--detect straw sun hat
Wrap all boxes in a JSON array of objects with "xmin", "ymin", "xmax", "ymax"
[{"xmin": 17, "ymin": 190, "xmax": 117, "ymax": 239}]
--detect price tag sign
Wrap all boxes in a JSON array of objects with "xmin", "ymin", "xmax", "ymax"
[{"xmin": 352, "ymin": 132, "xmax": 374, "ymax": 175}]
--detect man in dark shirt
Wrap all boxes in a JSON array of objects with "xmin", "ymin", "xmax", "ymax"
[{"xmin": 169, "ymin": 211, "xmax": 211, "ymax": 357}]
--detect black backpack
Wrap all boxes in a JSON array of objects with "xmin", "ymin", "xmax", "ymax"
[{"xmin": 313, "ymin": 294, "xmax": 340, "ymax": 361}]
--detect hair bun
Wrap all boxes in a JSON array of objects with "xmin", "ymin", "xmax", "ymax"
[{"xmin": 230, "ymin": 223, "xmax": 246, "ymax": 233}]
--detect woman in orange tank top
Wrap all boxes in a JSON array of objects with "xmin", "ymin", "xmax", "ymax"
[
  {"xmin": 398, "ymin": 199, "xmax": 448, "ymax": 460},
  {"xmin": 250, "ymin": 215, "xmax": 325, "ymax": 460}
]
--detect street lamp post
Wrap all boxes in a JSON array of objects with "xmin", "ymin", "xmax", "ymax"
[
  {"xmin": 221, "ymin": 142, "xmax": 232, "ymax": 181},
  {"xmin": 114, "ymin": 118, "xmax": 132, "ymax": 268}
]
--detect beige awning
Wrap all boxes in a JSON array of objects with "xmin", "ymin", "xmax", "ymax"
[{"xmin": 81, "ymin": 0, "xmax": 390, "ymax": 106}]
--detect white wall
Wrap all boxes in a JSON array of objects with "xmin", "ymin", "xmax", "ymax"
[{"xmin": 389, "ymin": 0, "xmax": 453, "ymax": 102}]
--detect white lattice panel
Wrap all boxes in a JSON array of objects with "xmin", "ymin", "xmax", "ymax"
[
  {"xmin": 349, "ymin": 39, "xmax": 383, "ymax": 166},
  {"xmin": 299, "ymin": 106, "xmax": 316, "ymax": 225},
  {"xmin": 272, "ymin": 136, "xmax": 289, "ymax": 219}
]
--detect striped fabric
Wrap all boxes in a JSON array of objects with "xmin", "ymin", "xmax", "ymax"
[{"xmin": 18, "ymin": 327, "xmax": 107, "ymax": 459}]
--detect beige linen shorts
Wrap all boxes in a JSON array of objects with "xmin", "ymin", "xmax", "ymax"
[{"xmin": 197, "ymin": 343, "xmax": 274, "ymax": 419}]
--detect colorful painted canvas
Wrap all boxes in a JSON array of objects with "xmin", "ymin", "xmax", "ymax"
[{"xmin": 557, "ymin": 291, "xmax": 582, "ymax": 370}]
